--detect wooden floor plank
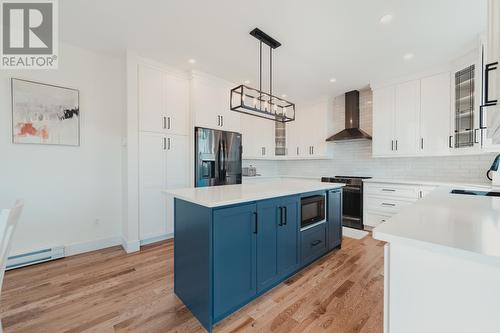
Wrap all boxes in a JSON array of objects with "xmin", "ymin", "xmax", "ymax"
[{"xmin": 1, "ymin": 235, "xmax": 384, "ymax": 332}]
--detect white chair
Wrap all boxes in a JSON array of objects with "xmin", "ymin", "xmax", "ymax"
[{"xmin": 0, "ymin": 200, "xmax": 23, "ymax": 333}]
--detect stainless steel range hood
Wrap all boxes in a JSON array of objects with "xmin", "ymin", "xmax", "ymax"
[{"xmin": 326, "ymin": 90, "xmax": 372, "ymax": 141}]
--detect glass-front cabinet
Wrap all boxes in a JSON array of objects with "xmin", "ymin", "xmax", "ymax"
[
  {"xmin": 454, "ymin": 65, "xmax": 476, "ymax": 148},
  {"xmin": 450, "ymin": 46, "xmax": 483, "ymax": 152}
]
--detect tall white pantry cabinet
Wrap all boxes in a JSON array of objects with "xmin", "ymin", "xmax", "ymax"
[{"xmin": 138, "ymin": 63, "xmax": 189, "ymax": 241}]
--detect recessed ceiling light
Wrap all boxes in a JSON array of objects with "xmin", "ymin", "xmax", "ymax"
[
  {"xmin": 244, "ymin": 80, "xmax": 251, "ymax": 84},
  {"xmin": 329, "ymin": 78, "xmax": 337, "ymax": 83},
  {"xmin": 403, "ymin": 53, "xmax": 414, "ymax": 60},
  {"xmin": 281, "ymin": 94, "xmax": 287, "ymax": 98},
  {"xmin": 380, "ymin": 14, "xmax": 393, "ymax": 24},
  {"xmin": 188, "ymin": 58, "xmax": 196, "ymax": 64}
]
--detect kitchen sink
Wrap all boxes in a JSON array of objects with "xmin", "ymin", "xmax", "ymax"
[{"xmin": 450, "ymin": 189, "xmax": 500, "ymax": 197}]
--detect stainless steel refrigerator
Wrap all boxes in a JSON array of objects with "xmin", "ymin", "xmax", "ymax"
[{"xmin": 195, "ymin": 127, "xmax": 242, "ymax": 187}]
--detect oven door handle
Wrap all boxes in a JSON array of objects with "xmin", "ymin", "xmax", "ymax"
[{"xmin": 342, "ymin": 186, "xmax": 361, "ymax": 192}]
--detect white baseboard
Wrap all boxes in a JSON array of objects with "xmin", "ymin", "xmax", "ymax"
[
  {"xmin": 65, "ymin": 236, "xmax": 122, "ymax": 256},
  {"xmin": 140, "ymin": 233, "xmax": 173, "ymax": 246},
  {"xmin": 121, "ymin": 237, "xmax": 140, "ymax": 253}
]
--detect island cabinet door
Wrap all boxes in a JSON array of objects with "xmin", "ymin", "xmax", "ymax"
[
  {"xmin": 327, "ymin": 189, "xmax": 342, "ymax": 250},
  {"xmin": 256, "ymin": 196, "xmax": 300, "ymax": 292},
  {"xmin": 213, "ymin": 203, "xmax": 257, "ymax": 320},
  {"xmin": 256, "ymin": 199, "xmax": 280, "ymax": 292},
  {"xmin": 277, "ymin": 197, "xmax": 300, "ymax": 276}
]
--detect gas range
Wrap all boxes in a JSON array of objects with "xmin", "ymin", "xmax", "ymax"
[
  {"xmin": 321, "ymin": 176, "xmax": 372, "ymax": 230},
  {"xmin": 321, "ymin": 176, "xmax": 372, "ymax": 188}
]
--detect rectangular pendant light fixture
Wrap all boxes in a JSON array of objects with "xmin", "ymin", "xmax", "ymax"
[{"xmin": 230, "ymin": 28, "xmax": 296, "ymax": 123}]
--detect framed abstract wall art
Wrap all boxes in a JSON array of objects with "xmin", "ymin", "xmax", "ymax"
[{"xmin": 11, "ymin": 78, "xmax": 80, "ymax": 146}]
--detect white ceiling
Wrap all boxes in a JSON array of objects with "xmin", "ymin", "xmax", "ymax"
[{"xmin": 60, "ymin": 0, "xmax": 487, "ymax": 103}]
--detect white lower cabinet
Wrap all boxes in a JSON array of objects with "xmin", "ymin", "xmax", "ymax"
[
  {"xmin": 139, "ymin": 132, "xmax": 189, "ymax": 240},
  {"xmin": 363, "ymin": 181, "xmax": 437, "ymax": 228},
  {"xmin": 364, "ymin": 212, "xmax": 392, "ymax": 228}
]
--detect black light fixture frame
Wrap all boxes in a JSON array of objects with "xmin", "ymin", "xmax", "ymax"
[{"xmin": 230, "ymin": 28, "xmax": 295, "ymax": 123}]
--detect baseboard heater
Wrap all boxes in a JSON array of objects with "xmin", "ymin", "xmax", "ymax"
[{"xmin": 6, "ymin": 246, "xmax": 65, "ymax": 270}]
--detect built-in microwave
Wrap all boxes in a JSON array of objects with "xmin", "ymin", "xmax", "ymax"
[{"xmin": 300, "ymin": 195, "xmax": 326, "ymax": 229}]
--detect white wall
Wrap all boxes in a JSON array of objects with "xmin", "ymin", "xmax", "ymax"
[
  {"xmin": 0, "ymin": 43, "xmax": 124, "ymax": 255},
  {"xmin": 245, "ymin": 89, "xmax": 495, "ymax": 185}
]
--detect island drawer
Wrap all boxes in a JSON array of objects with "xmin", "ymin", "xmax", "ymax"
[{"xmin": 301, "ymin": 223, "xmax": 327, "ymax": 265}]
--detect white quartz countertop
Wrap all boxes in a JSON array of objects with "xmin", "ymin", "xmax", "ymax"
[
  {"xmin": 164, "ymin": 180, "xmax": 344, "ymax": 208},
  {"xmin": 373, "ymin": 186, "xmax": 500, "ymax": 264},
  {"xmin": 363, "ymin": 178, "xmax": 490, "ymax": 189}
]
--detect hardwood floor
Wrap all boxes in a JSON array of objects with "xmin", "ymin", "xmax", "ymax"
[{"xmin": 0, "ymin": 235, "xmax": 385, "ymax": 333}]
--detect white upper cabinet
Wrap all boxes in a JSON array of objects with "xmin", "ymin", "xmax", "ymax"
[
  {"xmin": 286, "ymin": 119, "xmax": 301, "ymax": 157},
  {"xmin": 394, "ymin": 80, "xmax": 420, "ymax": 156},
  {"xmin": 164, "ymin": 75, "xmax": 189, "ymax": 136},
  {"xmin": 191, "ymin": 72, "xmax": 241, "ymax": 133},
  {"xmin": 139, "ymin": 63, "xmax": 189, "ymax": 136},
  {"xmin": 139, "ymin": 64, "xmax": 164, "ymax": 133},
  {"xmin": 372, "ymin": 86, "xmax": 395, "ymax": 157},
  {"xmin": 420, "ymin": 72, "xmax": 452, "ymax": 156},
  {"xmin": 373, "ymin": 72, "xmax": 466, "ymax": 157},
  {"xmin": 285, "ymin": 100, "xmax": 331, "ymax": 159},
  {"xmin": 487, "ymin": 0, "xmax": 500, "ymax": 104},
  {"xmin": 241, "ymin": 115, "xmax": 274, "ymax": 159},
  {"xmin": 301, "ymin": 102, "xmax": 328, "ymax": 157}
]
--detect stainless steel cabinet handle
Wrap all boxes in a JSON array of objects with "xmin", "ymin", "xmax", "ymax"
[
  {"xmin": 167, "ymin": 117, "xmax": 171, "ymax": 129},
  {"xmin": 163, "ymin": 116, "xmax": 167, "ymax": 129},
  {"xmin": 221, "ymin": 116, "xmax": 224, "ymax": 127},
  {"xmin": 474, "ymin": 129, "xmax": 480, "ymax": 144},
  {"xmin": 217, "ymin": 115, "xmax": 221, "ymax": 126},
  {"xmin": 448, "ymin": 135, "xmax": 453, "ymax": 148},
  {"xmin": 391, "ymin": 140, "xmax": 394, "ymax": 151},
  {"xmin": 296, "ymin": 147, "xmax": 299, "ymax": 155},
  {"xmin": 395, "ymin": 140, "xmax": 398, "ymax": 151},
  {"xmin": 311, "ymin": 240, "xmax": 322, "ymax": 247},
  {"xmin": 163, "ymin": 137, "xmax": 167, "ymax": 150},
  {"xmin": 421, "ymin": 138, "xmax": 424, "ymax": 150},
  {"xmin": 381, "ymin": 189, "xmax": 396, "ymax": 192},
  {"xmin": 381, "ymin": 203, "xmax": 396, "ymax": 207},
  {"xmin": 167, "ymin": 137, "xmax": 171, "ymax": 150},
  {"xmin": 311, "ymin": 146, "xmax": 314, "ymax": 155}
]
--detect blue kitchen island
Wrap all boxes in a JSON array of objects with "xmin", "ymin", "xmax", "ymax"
[{"xmin": 165, "ymin": 180, "xmax": 344, "ymax": 332}]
